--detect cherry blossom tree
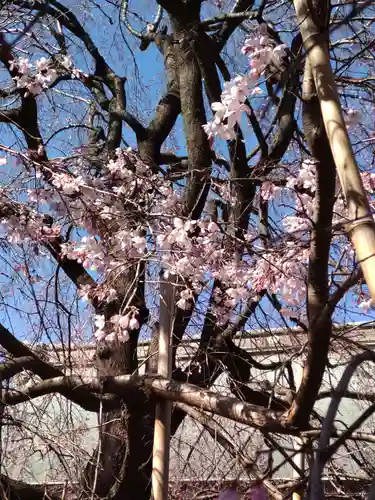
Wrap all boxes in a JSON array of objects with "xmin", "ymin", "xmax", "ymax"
[{"xmin": 1, "ymin": 0, "xmax": 375, "ymax": 499}]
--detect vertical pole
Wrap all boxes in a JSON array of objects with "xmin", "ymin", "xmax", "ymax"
[
  {"xmin": 294, "ymin": 0, "xmax": 375, "ymax": 303},
  {"xmin": 152, "ymin": 274, "xmax": 175, "ymax": 500},
  {"xmin": 292, "ymin": 437, "xmax": 305, "ymax": 500}
]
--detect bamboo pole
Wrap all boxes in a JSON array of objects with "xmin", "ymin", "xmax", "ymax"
[
  {"xmin": 292, "ymin": 437, "xmax": 305, "ymax": 500},
  {"xmin": 294, "ymin": 0, "xmax": 375, "ymax": 301},
  {"xmin": 151, "ymin": 275, "xmax": 175, "ymax": 500}
]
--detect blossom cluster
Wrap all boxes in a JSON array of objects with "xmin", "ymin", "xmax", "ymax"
[
  {"xmin": 11, "ymin": 148, "xmax": 263, "ymax": 330},
  {"xmin": 94, "ymin": 310, "xmax": 139, "ymax": 343},
  {"xmin": 9, "ymin": 55, "xmax": 87, "ymax": 96},
  {"xmin": 203, "ymin": 24, "xmax": 287, "ymax": 140},
  {"xmin": 4, "ymin": 139, "xmax": 374, "ymax": 342},
  {"xmin": 0, "ymin": 210, "xmax": 61, "ymax": 244},
  {"xmin": 241, "ymin": 24, "xmax": 287, "ymax": 78},
  {"xmin": 59, "ymin": 54, "xmax": 88, "ymax": 80},
  {"xmin": 203, "ymin": 76, "xmax": 257, "ymax": 140},
  {"xmin": 10, "ymin": 56, "xmax": 57, "ymax": 96},
  {"xmin": 259, "ymin": 159, "xmax": 375, "ymax": 314}
]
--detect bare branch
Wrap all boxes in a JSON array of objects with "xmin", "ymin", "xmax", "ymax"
[
  {"xmin": 0, "ymin": 323, "xmax": 119, "ymax": 412},
  {"xmin": 2, "ymin": 373, "xmax": 287, "ymax": 431},
  {"xmin": 309, "ymin": 351, "xmax": 375, "ymax": 499},
  {"xmin": 177, "ymin": 402, "xmax": 284, "ymax": 500},
  {"xmin": 215, "ymin": 0, "xmax": 256, "ymax": 51},
  {"xmin": 0, "ymin": 356, "xmax": 42, "ymax": 380}
]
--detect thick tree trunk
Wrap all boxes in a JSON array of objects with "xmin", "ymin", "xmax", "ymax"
[
  {"xmin": 82, "ymin": 261, "xmax": 154, "ymax": 500},
  {"xmin": 286, "ymin": 54, "xmax": 336, "ymax": 428},
  {"xmin": 83, "ymin": 400, "xmax": 155, "ymax": 500},
  {"xmin": 83, "ymin": 334, "xmax": 156, "ymax": 500},
  {"xmin": 83, "ymin": 3, "xmax": 218, "ymax": 497}
]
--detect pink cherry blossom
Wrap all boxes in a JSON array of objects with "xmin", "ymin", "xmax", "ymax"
[
  {"xmin": 204, "ymin": 27, "xmax": 287, "ymax": 141},
  {"xmin": 10, "ymin": 56, "xmax": 58, "ymax": 95},
  {"xmin": 129, "ymin": 317, "xmax": 140, "ymax": 330}
]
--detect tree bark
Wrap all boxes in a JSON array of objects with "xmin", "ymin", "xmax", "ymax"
[{"xmin": 286, "ymin": 56, "xmax": 336, "ymax": 428}]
